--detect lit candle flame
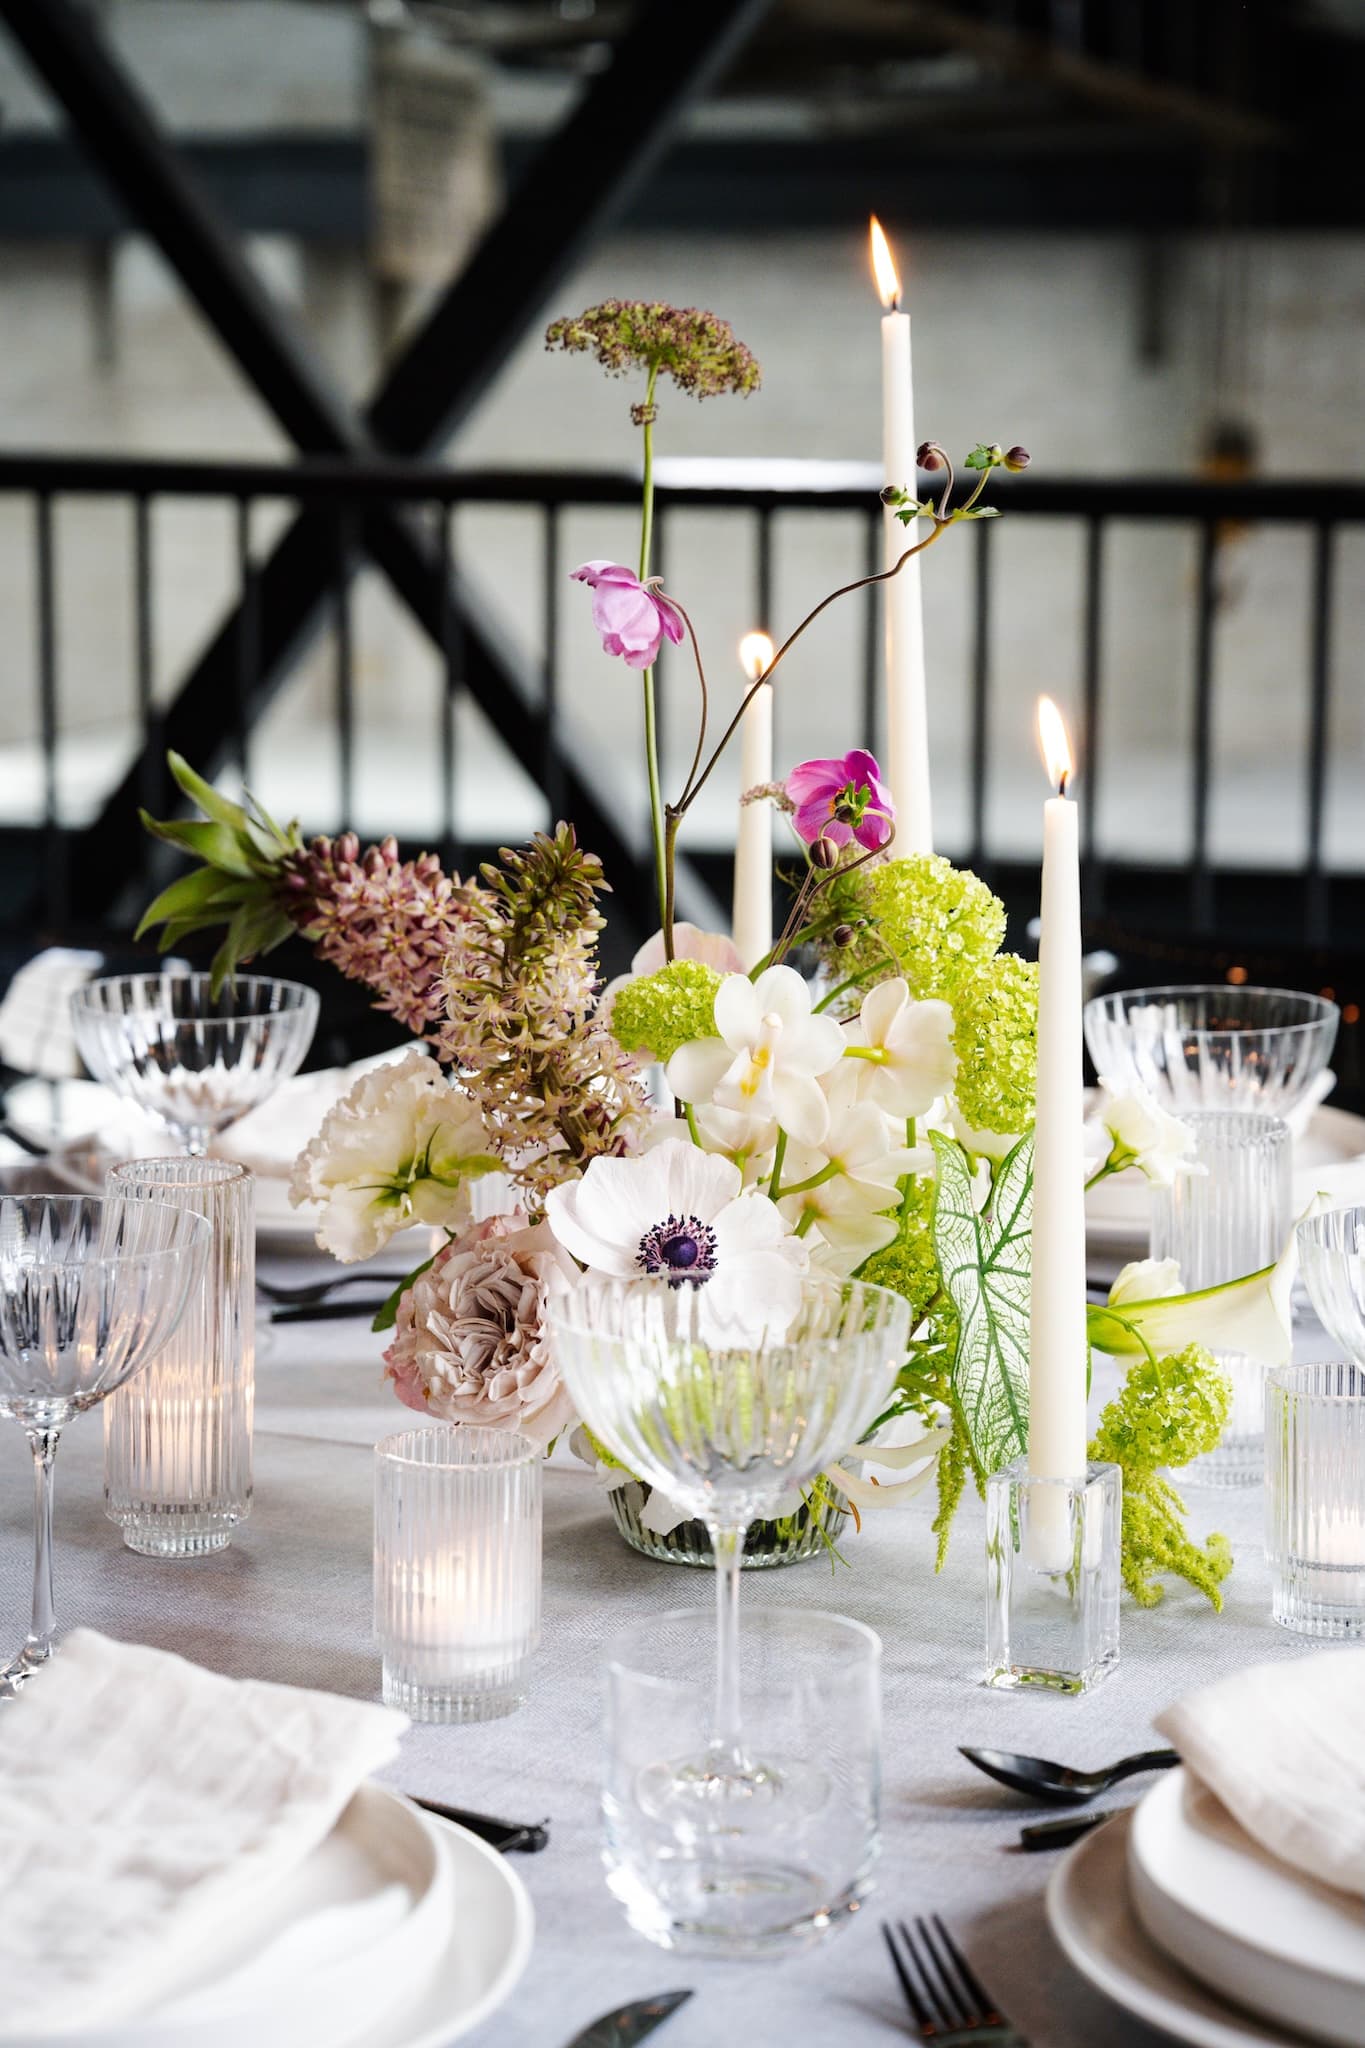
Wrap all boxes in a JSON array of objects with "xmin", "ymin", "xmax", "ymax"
[
  {"xmin": 1037, "ymin": 695, "xmax": 1075, "ymax": 797},
  {"xmin": 869, "ymin": 215, "xmax": 902, "ymax": 311},
  {"xmin": 739, "ymin": 631, "xmax": 775, "ymax": 682}
]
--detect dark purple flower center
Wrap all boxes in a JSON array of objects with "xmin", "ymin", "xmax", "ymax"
[{"xmin": 636, "ymin": 1213, "xmax": 719, "ymax": 1288}]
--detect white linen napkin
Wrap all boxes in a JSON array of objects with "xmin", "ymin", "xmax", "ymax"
[
  {"xmin": 0, "ymin": 948, "xmax": 102, "ymax": 1080},
  {"xmin": 0, "ymin": 1630, "xmax": 407, "ymax": 2036},
  {"xmin": 1155, "ymin": 1647, "xmax": 1365, "ymax": 1899}
]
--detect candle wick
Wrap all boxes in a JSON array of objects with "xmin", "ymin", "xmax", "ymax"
[{"xmin": 1057, "ymin": 770, "xmax": 1069, "ymax": 799}]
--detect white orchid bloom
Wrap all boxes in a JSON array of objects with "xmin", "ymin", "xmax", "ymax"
[
  {"xmin": 665, "ymin": 965, "xmax": 845, "ymax": 1146},
  {"xmin": 843, "ymin": 979, "xmax": 958, "ymax": 1120},
  {"xmin": 691, "ymin": 1102, "xmax": 780, "ymax": 1185},
  {"xmin": 945, "ymin": 1099, "xmax": 1021, "ymax": 1166},
  {"xmin": 1093, "ymin": 1076, "xmax": 1200, "ymax": 1187},
  {"xmin": 288, "ymin": 1049, "xmax": 499, "ymax": 1261},
  {"xmin": 544, "ymin": 1137, "xmax": 808, "ymax": 1346},
  {"xmin": 1090, "ymin": 1200, "xmax": 1327, "ymax": 1366}
]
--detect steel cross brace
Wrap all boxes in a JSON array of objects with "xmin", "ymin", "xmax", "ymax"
[{"xmin": 2, "ymin": 0, "xmax": 768, "ymax": 932}]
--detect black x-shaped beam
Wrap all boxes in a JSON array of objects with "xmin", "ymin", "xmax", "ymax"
[{"xmin": 2, "ymin": 0, "xmax": 770, "ymax": 932}]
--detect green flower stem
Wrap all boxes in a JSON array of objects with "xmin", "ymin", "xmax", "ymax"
[
  {"xmin": 842, "ymin": 1044, "xmax": 887, "ymax": 1064},
  {"xmin": 776, "ymin": 1160, "xmax": 839, "ymax": 1198},
  {"xmin": 767, "ymin": 1130, "xmax": 789, "ymax": 1202},
  {"xmin": 684, "ymin": 1099, "xmax": 702, "ymax": 1146},
  {"xmin": 636, "ymin": 359, "xmax": 669, "ymax": 945}
]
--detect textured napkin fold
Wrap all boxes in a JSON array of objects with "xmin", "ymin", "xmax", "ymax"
[
  {"xmin": 1155, "ymin": 1647, "xmax": 1365, "ymax": 1899},
  {"xmin": 0, "ymin": 1630, "xmax": 407, "ymax": 2036}
]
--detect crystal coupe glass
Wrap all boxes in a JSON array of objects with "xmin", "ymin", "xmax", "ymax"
[
  {"xmin": 1298, "ymin": 1207, "xmax": 1365, "ymax": 1365},
  {"xmin": 546, "ymin": 1277, "xmax": 909, "ymax": 1952},
  {"xmin": 1083, "ymin": 984, "xmax": 1338, "ymax": 1119},
  {"xmin": 70, "ymin": 971, "xmax": 319, "ymax": 1156},
  {"xmin": 0, "ymin": 1195, "xmax": 208, "ymax": 1689}
]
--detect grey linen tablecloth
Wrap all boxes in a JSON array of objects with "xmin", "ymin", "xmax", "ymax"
[{"xmin": 0, "ymin": 1271, "xmax": 1330, "ymax": 2048}]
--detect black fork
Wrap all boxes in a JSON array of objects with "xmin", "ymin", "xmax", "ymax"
[{"xmin": 882, "ymin": 1916, "xmax": 1029, "ymax": 2044}]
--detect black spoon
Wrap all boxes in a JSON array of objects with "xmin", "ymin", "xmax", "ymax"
[{"xmin": 959, "ymin": 1743, "xmax": 1179, "ymax": 1805}]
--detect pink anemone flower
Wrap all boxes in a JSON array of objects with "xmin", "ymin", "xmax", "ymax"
[
  {"xmin": 785, "ymin": 749, "xmax": 895, "ymax": 852},
  {"xmin": 571, "ymin": 561, "xmax": 685, "ymax": 671}
]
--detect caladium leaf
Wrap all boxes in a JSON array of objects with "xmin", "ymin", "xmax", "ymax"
[{"xmin": 929, "ymin": 1128, "xmax": 1033, "ymax": 1479}]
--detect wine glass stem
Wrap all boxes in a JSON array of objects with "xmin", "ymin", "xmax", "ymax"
[
  {"xmin": 25, "ymin": 1427, "xmax": 61, "ymax": 1666},
  {"xmin": 708, "ymin": 1520, "xmax": 746, "ymax": 1767}
]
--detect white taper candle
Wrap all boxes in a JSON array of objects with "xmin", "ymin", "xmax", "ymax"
[
  {"xmin": 1028, "ymin": 696, "xmax": 1089, "ymax": 1481},
  {"xmin": 732, "ymin": 631, "xmax": 775, "ymax": 970},
  {"xmin": 872, "ymin": 215, "xmax": 932, "ymax": 856}
]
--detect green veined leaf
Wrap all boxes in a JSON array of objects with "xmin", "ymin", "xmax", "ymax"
[
  {"xmin": 929, "ymin": 1128, "xmax": 1033, "ymax": 1479},
  {"xmin": 963, "ymin": 443, "xmax": 1001, "ymax": 472}
]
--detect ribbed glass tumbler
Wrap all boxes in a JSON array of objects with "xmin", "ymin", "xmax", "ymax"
[
  {"xmin": 374, "ymin": 1427, "xmax": 541, "ymax": 1723},
  {"xmin": 1266, "ymin": 1363, "xmax": 1365, "ymax": 1638},
  {"xmin": 1151, "ymin": 1111, "xmax": 1290, "ymax": 1487},
  {"xmin": 103, "ymin": 1158, "xmax": 254, "ymax": 1556}
]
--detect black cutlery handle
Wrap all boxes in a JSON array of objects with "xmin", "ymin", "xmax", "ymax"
[
  {"xmin": 271, "ymin": 1299, "xmax": 390, "ymax": 1323},
  {"xmin": 410, "ymin": 1795, "xmax": 550, "ymax": 1853},
  {"xmin": 1111, "ymin": 1748, "xmax": 1180, "ymax": 1784},
  {"xmin": 1020, "ymin": 1809, "xmax": 1118, "ymax": 1851}
]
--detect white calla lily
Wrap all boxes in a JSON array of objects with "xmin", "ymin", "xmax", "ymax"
[
  {"xmin": 1093, "ymin": 1076, "xmax": 1200, "ymax": 1187},
  {"xmin": 1089, "ymin": 1199, "xmax": 1327, "ymax": 1365},
  {"xmin": 826, "ymin": 1428, "xmax": 952, "ymax": 1511}
]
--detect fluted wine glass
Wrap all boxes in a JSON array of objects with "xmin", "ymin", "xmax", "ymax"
[
  {"xmin": 70, "ymin": 971, "xmax": 319, "ymax": 1156},
  {"xmin": 0, "ymin": 1196, "xmax": 209, "ymax": 1689},
  {"xmin": 547, "ymin": 1278, "xmax": 908, "ymax": 1812},
  {"xmin": 1298, "ymin": 1207, "xmax": 1365, "ymax": 1364}
]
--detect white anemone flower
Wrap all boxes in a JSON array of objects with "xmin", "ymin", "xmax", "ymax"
[
  {"xmin": 665, "ymin": 965, "xmax": 845, "ymax": 1146},
  {"xmin": 544, "ymin": 1138, "xmax": 808, "ymax": 1345},
  {"xmin": 843, "ymin": 979, "xmax": 957, "ymax": 1119},
  {"xmin": 1093, "ymin": 1077, "xmax": 1199, "ymax": 1187},
  {"xmin": 289, "ymin": 1049, "xmax": 500, "ymax": 1261}
]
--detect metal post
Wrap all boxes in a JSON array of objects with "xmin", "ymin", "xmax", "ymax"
[
  {"xmin": 1304, "ymin": 519, "xmax": 1335, "ymax": 945},
  {"xmin": 1190, "ymin": 521, "xmax": 1218, "ymax": 931}
]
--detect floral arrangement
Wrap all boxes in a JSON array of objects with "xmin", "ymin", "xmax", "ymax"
[{"xmin": 137, "ymin": 299, "xmax": 1299, "ymax": 1607}]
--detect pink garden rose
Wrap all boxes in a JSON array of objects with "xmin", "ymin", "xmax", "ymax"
[
  {"xmin": 785, "ymin": 749, "xmax": 894, "ymax": 852},
  {"xmin": 383, "ymin": 1212, "xmax": 579, "ymax": 1444},
  {"xmin": 571, "ymin": 561, "xmax": 685, "ymax": 670}
]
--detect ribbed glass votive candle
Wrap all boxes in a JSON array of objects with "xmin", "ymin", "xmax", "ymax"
[
  {"xmin": 1150, "ymin": 1110, "xmax": 1291, "ymax": 1487},
  {"xmin": 374, "ymin": 1427, "xmax": 541, "ymax": 1723},
  {"xmin": 1266, "ymin": 1362, "xmax": 1365, "ymax": 1638},
  {"xmin": 103, "ymin": 1158, "xmax": 254, "ymax": 1556}
]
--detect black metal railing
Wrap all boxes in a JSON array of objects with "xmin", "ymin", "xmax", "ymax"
[{"xmin": 0, "ymin": 452, "xmax": 1362, "ymax": 956}]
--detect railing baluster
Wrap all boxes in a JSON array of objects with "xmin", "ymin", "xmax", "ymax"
[
  {"xmin": 756, "ymin": 503, "xmax": 774, "ymax": 754},
  {"xmin": 1304, "ymin": 518, "xmax": 1335, "ymax": 946},
  {"xmin": 438, "ymin": 502, "xmax": 461, "ymax": 872},
  {"xmin": 1190, "ymin": 520, "xmax": 1218, "ymax": 931},
  {"xmin": 968, "ymin": 514, "xmax": 993, "ymax": 874},
  {"xmin": 235, "ymin": 497, "xmax": 256, "ymax": 783},
  {"xmin": 862, "ymin": 507, "xmax": 879, "ymax": 754},
  {"xmin": 542, "ymin": 501, "xmax": 562, "ymax": 826},
  {"xmin": 133, "ymin": 493, "xmax": 160, "ymax": 825},
  {"xmin": 1080, "ymin": 516, "xmax": 1105, "ymax": 912},
  {"xmin": 334, "ymin": 505, "xmax": 355, "ymax": 828},
  {"xmin": 35, "ymin": 490, "xmax": 63, "ymax": 926}
]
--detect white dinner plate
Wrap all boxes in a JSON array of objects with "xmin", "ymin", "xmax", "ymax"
[
  {"xmin": 5, "ymin": 1791, "xmax": 531, "ymax": 2048},
  {"xmin": 1085, "ymin": 1103, "xmax": 1365, "ymax": 1261},
  {"xmin": 1128, "ymin": 1770, "xmax": 1365, "ymax": 2048},
  {"xmin": 1047, "ymin": 1810, "xmax": 1302, "ymax": 2048}
]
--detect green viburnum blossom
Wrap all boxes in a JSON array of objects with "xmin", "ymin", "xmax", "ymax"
[
  {"xmin": 950, "ymin": 953, "xmax": 1039, "ymax": 1136},
  {"xmin": 610, "ymin": 959, "xmax": 723, "ymax": 1065},
  {"xmin": 819, "ymin": 854, "xmax": 1007, "ymax": 1008},
  {"xmin": 1090, "ymin": 1344, "xmax": 1234, "ymax": 1609}
]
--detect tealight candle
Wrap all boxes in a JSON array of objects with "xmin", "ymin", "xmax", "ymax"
[{"xmin": 374, "ymin": 1427, "xmax": 541, "ymax": 1722}]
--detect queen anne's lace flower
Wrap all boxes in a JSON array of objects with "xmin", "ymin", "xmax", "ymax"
[
  {"xmin": 544, "ymin": 1138, "xmax": 807, "ymax": 1345},
  {"xmin": 289, "ymin": 1049, "xmax": 498, "ymax": 1261},
  {"xmin": 545, "ymin": 301, "xmax": 761, "ymax": 403},
  {"xmin": 383, "ymin": 1213, "xmax": 577, "ymax": 1444}
]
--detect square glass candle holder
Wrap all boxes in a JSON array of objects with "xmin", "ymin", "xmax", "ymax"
[
  {"xmin": 1266, "ymin": 1362, "xmax": 1365, "ymax": 1639},
  {"xmin": 985, "ymin": 1458, "xmax": 1121, "ymax": 1695},
  {"xmin": 374, "ymin": 1426, "xmax": 541, "ymax": 1723}
]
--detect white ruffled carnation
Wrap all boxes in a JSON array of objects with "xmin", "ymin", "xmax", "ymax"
[{"xmin": 290, "ymin": 1048, "xmax": 499, "ymax": 1261}]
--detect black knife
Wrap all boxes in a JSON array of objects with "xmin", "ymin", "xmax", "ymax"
[
  {"xmin": 563, "ymin": 1992, "xmax": 694, "ymax": 2048},
  {"xmin": 410, "ymin": 1794, "xmax": 549, "ymax": 1853}
]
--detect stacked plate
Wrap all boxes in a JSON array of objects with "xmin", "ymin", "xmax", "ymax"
[
  {"xmin": 0, "ymin": 1786, "xmax": 532, "ymax": 2048},
  {"xmin": 1047, "ymin": 1770, "xmax": 1365, "ymax": 2047}
]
